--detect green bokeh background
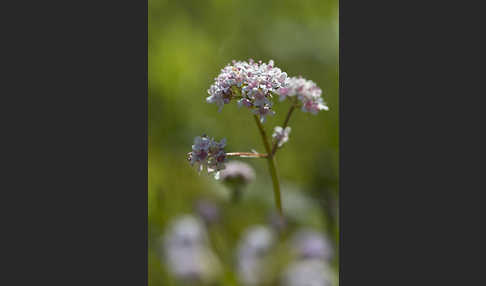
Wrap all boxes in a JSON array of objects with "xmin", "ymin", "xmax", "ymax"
[{"xmin": 149, "ymin": 0, "xmax": 338, "ymax": 285}]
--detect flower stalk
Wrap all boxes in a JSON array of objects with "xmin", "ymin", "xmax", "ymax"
[
  {"xmin": 254, "ymin": 115, "xmax": 283, "ymax": 215},
  {"xmin": 226, "ymin": 152, "xmax": 268, "ymax": 158}
]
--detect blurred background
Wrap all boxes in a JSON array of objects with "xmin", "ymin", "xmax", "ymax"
[{"xmin": 149, "ymin": 0, "xmax": 338, "ymax": 285}]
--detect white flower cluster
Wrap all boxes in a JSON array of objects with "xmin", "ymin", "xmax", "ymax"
[
  {"xmin": 206, "ymin": 59, "xmax": 289, "ymax": 122},
  {"xmin": 277, "ymin": 76, "xmax": 329, "ymax": 114},
  {"xmin": 282, "ymin": 260, "xmax": 333, "ymax": 286},
  {"xmin": 236, "ymin": 226, "xmax": 276, "ymax": 286},
  {"xmin": 281, "ymin": 229, "xmax": 334, "ymax": 286},
  {"xmin": 162, "ymin": 215, "xmax": 222, "ymax": 283},
  {"xmin": 272, "ymin": 126, "xmax": 291, "ymax": 148},
  {"xmin": 188, "ymin": 135, "xmax": 227, "ymax": 177}
]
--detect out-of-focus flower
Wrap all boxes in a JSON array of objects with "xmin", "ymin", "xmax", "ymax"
[
  {"xmin": 207, "ymin": 59, "xmax": 289, "ymax": 122},
  {"xmin": 163, "ymin": 215, "xmax": 209, "ymax": 254},
  {"xmin": 281, "ymin": 259, "xmax": 333, "ymax": 286},
  {"xmin": 281, "ymin": 229, "xmax": 335, "ymax": 286},
  {"xmin": 163, "ymin": 215, "xmax": 222, "ymax": 283},
  {"xmin": 194, "ymin": 199, "xmax": 220, "ymax": 225},
  {"xmin": 220, "ymin": 161, "xmax": 255, "ymax": 203},
  {"xmin": 272, "ymin": 126, "xmax": 291, "ymax": 148},
  {"xmin": 188, "ymin": 135, "xmax": 227, "ymax": 178},
  {"xmin": 219, "ymin": 161, "xmax": 256, "ymax": 202},
  {"xmin": 238, "ymin": 226, "xmax": 275, "ymax": 257},
  {"xmin": 277, "ymin": 76, "xmax": 329, "ymax": 114},
  {"xmin": 219, "ymin": 161, "xmax": 255, "ymax": 185},
  {"xmin": 236, "ymin": 225, "xmax": 276, "ymax": 286},
  {"xmin": 292, "ymin": 229, "xmax": 333, "ymax": 261}
]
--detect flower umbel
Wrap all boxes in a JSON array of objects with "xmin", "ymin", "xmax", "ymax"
[
  {"xmin": 206, "ymin": 59, "xmax": 289, "ymax": 122},
  {"xmin": 188, "ymin": 135, "xmax": 227, "ymax": 178},
  {"xmin": 277, "ymin": 76, "xmax": 329, "ymax": 114}
]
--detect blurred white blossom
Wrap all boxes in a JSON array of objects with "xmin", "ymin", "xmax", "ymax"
[
  {"xmin": 282, "ymin": 229, "xmax": 334, "ymax": 286},
  {"xmin": 163, "ymin": 215, "xmax": 222, "ymax": 283},
  {"xmin": 292, "ymin": 229, "xmax": 333, "ymax": 261},
  {"xmin": 272, "ymin": 126, "xmax": 291, "ymax": 148},
  {"xmin": 236, "ymin": 225, "xmax": 276, "ymax": 285},
  {"xmin": 281, "ymin": 259, "xmax": 333, "ymax": 286},
  {"xmin": 220, "ymin": 161, "xmax": 255, "ymax": 184}
]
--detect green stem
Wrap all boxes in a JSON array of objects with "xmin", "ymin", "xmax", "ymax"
[{"xmin": 253, "ymin": 115, "xmax": 283, "ymax": 215}]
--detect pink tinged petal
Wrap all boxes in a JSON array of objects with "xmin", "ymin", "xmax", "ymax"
[
  {"xmin": 241, "ymin": 98, "xmax": 252, "ymax": 108},
  {"xmin": 279, "ymin": 87, "xmax": 289, "ymax": 96}
]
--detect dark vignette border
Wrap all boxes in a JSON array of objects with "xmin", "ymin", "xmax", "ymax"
[
  {"xmin": 338, "ymin": 0, "xmax": 472, "ymax": 284},
  {"xmin": 3, "ymin": 0, "xmax": 148, "ymax": 284}
]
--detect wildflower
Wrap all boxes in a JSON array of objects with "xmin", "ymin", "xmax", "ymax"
[
  {"xmin": 272, "ymin": 126, "xmax": 291, "ymax": 148},
  {"xmin": 164, "ymin": 215, "xmax": 208, "ymax": 248},
  {"xmin": 193, "ymin": 61, "xmax": 330, "ymax": 216},
  {"xmin": 206, "ymin": 59, "xmax": 289, "ymax": 121},
  {"xmin": 219, "ymin": 161, "xmax": 256, "ymax": 185},
  {"xmin": 236, "ymin": 226, "xmax": 276, "ymax": 286},
  {"xmin": 162, "ymin": 215, "xmax": 222, "ymax": 283},
  {"xmin": 188, "ymin": 135, "xmax": 227, "ymax": 178},
  {"xmin": 281, "ymin": 259, "xmax": 333, "ymax": 286},
  {"xmin": 277, "ymin": 76, "xmax": 329, "ymax": 114},
  {"xmin": 219, "ymin": 161, "xmax": 256, "ymax": 202},
  {"xmin": 292, "ymin": 229, "xmax": 333, "ymax": 261}
]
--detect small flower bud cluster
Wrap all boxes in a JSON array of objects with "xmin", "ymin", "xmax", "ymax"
[
  {"xmin": 188, "ymin": 135, "xmax": 227, "ymax": 177},
  {"xmin": 272, "ymin": 126, "xmax": 291, "ymax": 148},
  {"xmin": 206, "ymin": 59, "xmax": 289, "ymax": 122},
  {"xmin": 277, "ymin": 76, "xmax": 329, "ymax": 114}
]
